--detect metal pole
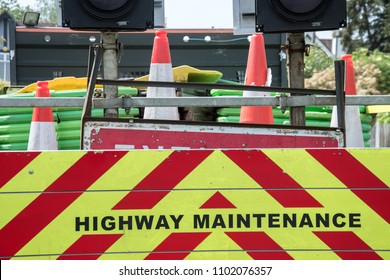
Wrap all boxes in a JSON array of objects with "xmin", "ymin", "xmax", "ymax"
[
  {"xmin": 335, "ymin": 60, "xmax": 346, "ymax": 146},
  {"xmin": 102, "ymin": 32, "xmax": 119, "ymax": 118},
  {"xmin": 287, "ymin": 33, "xmax": 306, "ymax": 126}
]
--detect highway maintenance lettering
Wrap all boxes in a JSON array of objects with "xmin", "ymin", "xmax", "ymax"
[{"xmin": 75, "ymin": 213, "xmax": 361, "ymax": 232}]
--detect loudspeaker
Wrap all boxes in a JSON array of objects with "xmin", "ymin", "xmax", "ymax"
[
  {"xmin": 61, "ymin": 0, "xmax": 154, "ymax": 31},
  {"xmin": 256, "ymin": 0, "xmax": 347, "ymax": 33}
]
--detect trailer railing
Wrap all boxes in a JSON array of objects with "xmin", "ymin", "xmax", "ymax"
[{"xmin": 1, "ymin": 94, "xmax": 390, "ymax": 109}]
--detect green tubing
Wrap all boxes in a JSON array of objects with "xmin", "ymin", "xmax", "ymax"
[
  {"xmin": 56, "ymin": 120, "xmax": 81, "ymax": 131},
  {"xmin": 306, "ymin": 106, "xmax": 333, "ymax": 113},
  {"xmin": 217, "ymin": 116, "xmax": 286, "ymax": 126},
  {"xmin": 0, "ymin": 123, "xmax": 31, "ymax": 134},
  {"xmin": 217, "ymin": 116, "xmax": 371, "ymax": 134},
  {"xmin": 0, "ymin": 114, "xmax": 33, "ymax": 125},
  {"xmin": 216, "ymin": 107, "xmax": 372, "ymax": 125},
  {"xmin": 216, "ymin": 116, "xmax": 240, "ymax": 123},
  {"xmin": 216, "ymin": 108, "xmax": 240, "ymax": 116},
  {"xmin": 0, "ymin": 130, "xmax": 82, "ymax": 145},
  {"xmin": 0, "ymin": 92, "xmax": 36, "ymax": 98},
  {"xmin": 55, "ymin": 108, "xmax": 139, "ymax": 122},
  {"xmin": 57, "ymin": 139, "xmax": 80, "ymax": 150},
  {"xmin": 0, "ymin": 133, "xmax": 29, "ymax": 144},
  {"xmin": 0, "ymin": 142, "xmax": 28, "ymax": 150},
  {"xmin": 56, "ymin": 130, "xmax": 80, "ymax": 141},
  {"xmin": 51, "ymin": 89, "xmax": 87, "ymax": 97},
  {"xmin": 119, "ymin": 87, "xmax": 138, "ymax": 96},
  {"xmin": 3, "ymin": 87, "xmax": 137, "ymax": 98},
  {"xmin": 211, "ymin": 89, "xmax": 243, "ymax": 97},
  {"xmin": 51, "ymin": 87, "xmax": 138, "ymax": 97},
  {"xmin": 0, "ymin": 108, "xmax": 33, "ymax": 115}
]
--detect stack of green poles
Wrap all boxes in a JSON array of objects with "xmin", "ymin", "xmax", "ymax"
[
  {"xmin": 0, "ymin": 88, "xmax": 139, "ymax": 150},
  {"xmin": 211, "ymin": 88, "xmax": 372, "ymax": 147}
]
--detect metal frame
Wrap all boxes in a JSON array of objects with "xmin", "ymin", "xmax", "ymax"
[
  {"xmin": 1, "ymin": 95, "xmax": 389, "ymax": 108},
  {"xmin": 2, "ymin": 50, "xmax": 390, "ymax": 150}
]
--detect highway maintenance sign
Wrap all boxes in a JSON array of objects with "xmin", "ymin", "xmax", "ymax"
[
  {"xmin": 0, "ymin": 149, "xmax": 389, "ymax": 260},
  {"xmin": 82, "ymin": 119, "xmax": 344, "ymax": 150}
]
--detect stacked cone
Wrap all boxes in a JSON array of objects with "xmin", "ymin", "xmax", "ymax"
[
  {"xmin": 240, "ymin": 33, "xmax": 273, "ymax": 124},
  {"xmin": 27, "ymin": 81, "xmax": 58, "ymax": 150},
  {"xmin": 331, "ymin": 54, "xmax": 364, "ymax": 147},
  {"xmin": 143, "ymin": 30, "xmax": 180, "ymax": 120}
]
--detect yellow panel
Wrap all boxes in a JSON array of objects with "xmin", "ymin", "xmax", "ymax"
[
  {"xmin": 1, "ymin": 150, "xmax": 389, "ymax": 260},
  {"xmin": 349, "ymin": 149, "xmax": 390, "ymax": 186},
  {"xmin": 0, "ymin": 152, "xmax": 84, "ymax": 228}
]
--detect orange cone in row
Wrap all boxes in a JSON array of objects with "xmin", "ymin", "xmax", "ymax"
[
  {"xmin": 143, "ymin": 30, "xmax": 180, "ymax": 120},
  {"xmin": 240, "ymin": 33, "xmax": 274, "ymax": 125},
  {"xmin": 331, "ymin": 54, "xmax": 364, "ymax": 147},
  {"xmin": 27, "ymin": 81, "xmax": 58, "ymax": 151}
]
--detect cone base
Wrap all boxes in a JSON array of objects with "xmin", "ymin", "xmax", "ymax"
[
  {"xmin": 144, "ymin": 63, "xmax": 179, "ymax": 120},
  {"xmin": 28, "ymin": 122, "xmax": 58, "ymax": 151},
  {"xmin": 331, "ymin": 106, "xmax": 364, "ymax": 148}
]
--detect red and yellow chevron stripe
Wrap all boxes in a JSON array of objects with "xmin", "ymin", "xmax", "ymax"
[{"xmin": 0, "ymin": 149, "xmax": 389, "ymax": 260}]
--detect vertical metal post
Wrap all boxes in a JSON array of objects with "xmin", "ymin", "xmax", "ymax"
[
  {"xmin": 287, "ymin": 33, "xmax": 306, "ymax": 126},
  {"xmin": 102, "ymin": 32, "xmax": 119, "ymax": 118},
  {"xmin": 8, "ymin": 18, "xmax": 17, "ymax": 85},
  {"xmin": 83, "ymin": 45, "xmax": 103, "ymax": 119},
  {"xmin": 335, "ymin": 60, "xmax": 346, "ymax": 147}
]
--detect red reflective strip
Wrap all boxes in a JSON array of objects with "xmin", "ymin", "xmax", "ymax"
[
  {"xmin": 113, "ymin": 151, "xmax": 212, "ymax": 210},
  {"xmin": 57, "ymin": 234, "xmax": 123, "ymax": 260},
  {"xmin": 308, "ymin": 149, "xmax": 390, "ymax": 224},
  {"xmin": 145, "ymin": 232, "xmax": 211, "ymax": 260},
  {"xmin": 226, "ymin": 232, "xmax": 293, "ymax": 260},
  {"xmin": 224, "ymin": 150, "xmax": 322, "ymax": 208},
  {"xmin": 200, "ymin": 191, "xmax": 237, "ymax": 209},
  {"xmin": 0, "ymin": 152, "xmax": 40, "ymax": 188},
  {"xmin": 0, "ymin": 152, "xmax": 127, "ymax": 259},
  {"xmin": 314, "ymin": 231, "xmax": 383, "ymax": 260}
]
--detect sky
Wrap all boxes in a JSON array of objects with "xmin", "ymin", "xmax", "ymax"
[{"xmin": 15, "ymin": 0, "xmax": 234, "ymax": 29}]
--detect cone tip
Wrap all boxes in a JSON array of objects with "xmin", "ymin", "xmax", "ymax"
[
  {"xmin": 251, "ymin": 33, "xmax": 264, "ymax": 42},
  {"xmin": 156, "ymin": 30, "xmax": 167, "ymax": 37},
  {"xmin": 341, "ymin": 54, "xmax": 353, "ymax": 61},
  {"xmin": 37, "ymin": 81, "xmax": 49, "ymax": 88}
]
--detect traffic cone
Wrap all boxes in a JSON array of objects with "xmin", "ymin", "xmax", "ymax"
[
  {"xmin": 331, "ymin": 54, "xmax": 364, "ymax": 147},
  {"xmin": 240, "ymin": 33, "xmax": 274, "ymax": 124},
  {"xmin": 27, "ymin": 81, "xmax": 58, "ymax": 151},
  {"xmin": 143, "ymin": 30, "xmax": 180, "ymax": 120}
]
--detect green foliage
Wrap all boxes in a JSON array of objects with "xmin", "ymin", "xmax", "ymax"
[
  {"xmin": 352, "ymin": 48, "xmax": 390, "ymax": 93},
  {"xmin": 0, "ymin": 80, "xmax": 9, "ymax": 94},
  {"xmin": 343, "ymin": 0, "xmax": 390, "ymax": 53},
  {"xmin": 304, "ymin": 46, "xmax": 333, "ymax": 79},
  {"xmin": 378, "ymin": 112, "xmax": 390, "ymax": 124},
  {"xmin": 0, "ymin": 0, "xmax": 24, "ymax": 20},
  {"xmin": 305, "ymin": 48, "xmax": 389, "ymax": 95},
  {"xmin": 36, "ymin": 0, "xmax": 57, "ymax": 24},
  {"xmin": 1, "ymin": 0, "xmax": 57, "ymax": 24}
]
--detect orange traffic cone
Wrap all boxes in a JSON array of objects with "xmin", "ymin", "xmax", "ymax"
[
  {"xmin": 240, "ymin": 33, "xmax": 274, "ymax": 124},
  {"xmin": 331, "ymin": 54, "xmax": 364, "ymax": 147},
  {"xmin": 27, "ymin": 81, "xmax": 58, "ymax": 151},
  {"xmin": 143, "ymin": 30, "xmax": 180, "ymax": 120}
]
